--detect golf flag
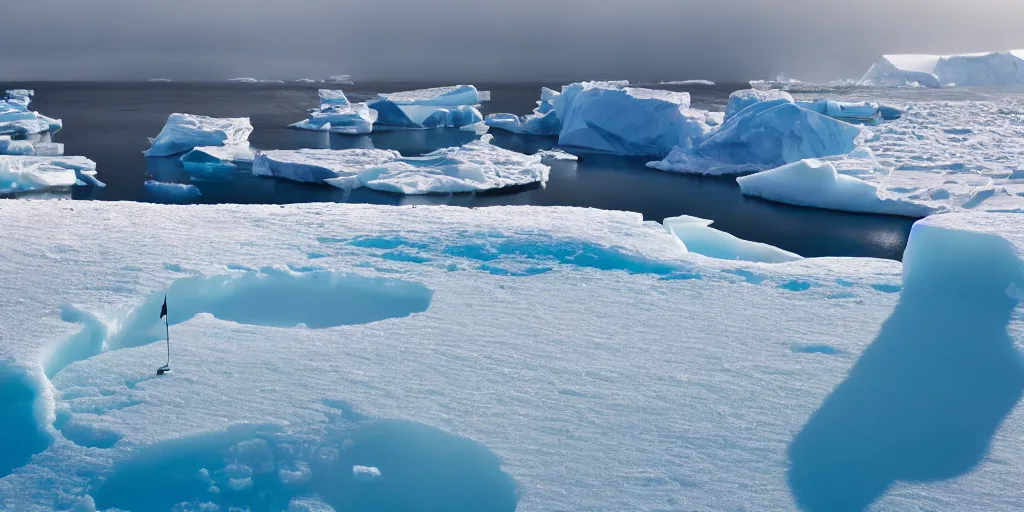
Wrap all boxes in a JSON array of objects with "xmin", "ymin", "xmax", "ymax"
[{"xmin": 160, "ymin": 295, "xmax": 167, "ymax": 319}]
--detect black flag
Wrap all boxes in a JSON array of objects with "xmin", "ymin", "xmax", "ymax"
[
  {"xmin": 160, "ymin": 295, "xmax": 167, "ymax": 319},
  {"xmin": 157, "ymin": 295, "xmax": 170, "ymax": 375}
]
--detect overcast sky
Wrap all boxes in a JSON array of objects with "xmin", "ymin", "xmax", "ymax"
[{"xmin": 3, "ymin": 0, "xmax": 1022, "ymax": 82}]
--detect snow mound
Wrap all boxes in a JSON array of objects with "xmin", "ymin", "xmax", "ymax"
[
  {"xmin": 663, "ymin": 215, "xmax": 802, "ymax": 263},
  {"xmin": 860, "ymin": 50, "xmax": 1024, "ymax": 87},
  {"xmin": 180, "ymin": 144, "xmax": 255, "ymax": 174},
  {"xmin": 256, "ymin": 136, "xmax": 548, "ymax": 194},
  {"xmin": 145, "ymin": 114, "xmax": 253, "ymax": 157},
  {"xmin": 485, "ymin": 87, "xmax": 561, "ymax": 136},
  {"xmin": 369, "ymin": 86, "xmax": 482, "ymax": 130},
  {"xmin": 553, "ymin": 81, "xmax": 711, "ymax": 157},
  {"xmin": 0, "ymin": 155, "xmax": 102, "ymax": 194},
  {"xmin": 325, "ymin": 135, "xmax": 550, "ymax": 194},
  {"xmin": 737, "ymin": 159, "xmax": 936, "ymax": 217}
]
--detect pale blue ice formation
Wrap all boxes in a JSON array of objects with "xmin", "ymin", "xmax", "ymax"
[
  {"xmin": 859, "ymin": 50, "xmax": 1024, "ymax": 87},
  {"xmin": 369, "ymin": 86, "xmax": 484, "ymax": 130},
  {"xmin": 553, "ymin": 81, "xmax": 713, "ymax": 157},
  {"xmin": 0, "ymin": 136, "xmax": 64, "ymax": 157},
  {"xmin": 796, "ymin": 100, "xmax": 905, "ymax": 125},
  {"xmin": 485, "ymin": 87, "xmax": 562, "ymax": 136},
  {"xmin": 180, "ymin": 144, "xmax": 255, "ymax": 174},
  {"xmin": 737, "ymin": 159, "xmax": 936, "ymax": 217},
  {"xmin": 255, "ymin": 135, "xmax": 548, "ymax": 194},
  {"xmin": 663, "ymin": 215, "xmax": 802, "ymax": 263},
  {"xmin": 1, "ymin": 91, "xmax": 61, "ymax": 136},
  {"xmin": 145, "ymin": 114, "xmax": 253, "ymax": 157},
  {"xmin": 649, "ymin": 96, "xmax": 863, "ymax": 175},
  {"xmin": 5, "ymin": 89, "xmax": 33, "ymax": 108},
  {"xmin": 0, "ymin": 155, "xmax": 103, "ymax": 194},
  {"xmin": 290, "ymin": 90, "xmax": 377, "ymax": 135},
  {"xmin": 725, "ymin": 89, "xmax": 794, "ymax": 122},
  {"xmin": 143, "ymin": 180, "xmax": 201, "ymax": 202}
]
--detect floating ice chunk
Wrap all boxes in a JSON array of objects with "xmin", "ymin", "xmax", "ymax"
[
  {"xmin": 0, "ymin": 136, "xmax": 64, "ymax": 156},
  {"xmin": 553, "ymin": 81, "xmax": 710, "ymax": 157},
  {"xmin": 537, "ymin": 149, "xmax": 578, "ymax": 162},
  {"xmin": 659, "ymin": 80, "xmax": 716, "ymax": 86},
  {"xmin": 253, "ymin": 148, "xmax": 401, "ymax": 184},
  {"xmin": 288, "ymin": 497, "xmax": 336, "ymax": 512},
  {"xmin": 0, "ymin": 105, "xmax": 62, "ymax": 136},
  {"xmin": 148, "ymin": 78, "xmax": 172, "ymax": 83},
  {"xmin": 0, "ymin": 155, "xmax": 100, "ymax": 193},
  {"xmin": 5, "ymin": 89, "xmax": 33, "ymax": 108},
  {"xmin": 326, "ymin": 75, "xmax": 354, "ymax": 85},
  {"xmin": 317, "ymin": 89, "xmax": 350, "ymax": 108},
  {"xmin": 724, "ymin": 89, "xmax": 794, "ymax": 122},
  {"xmin": 326, "ymin": 135, "xmax": 549, "ymax": 194},
  {"xmin": 145, "ymin": 114, "xmax": 253, "ymax": 157},
  {"xmin": 143, "ymin": 180, "xmax": 201, "ymax": 201},
  {"xmin": 352, "ymin": 465, "xmax": 381, "ymax": 482},
  {"xmin": 290, "ymin": 103, "xmax": 377, "ymax": 135},
  {"xmin": 294, "ymin": 78, "xmax": 319, "ymax": 84},
  {"xmin": 226, "ymin": 78, "xmax": 259, "ymax": 83},
  {"xmin": 478, "ymin": 90, "xmax": 491, "ymax": 102},
  {"xmin": 663, "ymin": 215, "xmax": 802, "ymax": 263},
  {"xmin": 797, "ymin": 100, "xmax": 883, "ymax": 125},
  {"xmin": 373, "ymin": 85, "xmax": 480, "ymax": 107},
  {"xmin": 485, "ymin": 87, "xmax": 561, "ymax": 136},
  {"xmin": 181, "ymin": 144, "xmax": 255, "ymax": 173},
  {"xmin": 737, "ymin": 159, "xmax": 936, "ymax": 217},
  {"xmin": 369, "ymin": 86, "xmax": 483, "ymax": 130},
  {"xmin": 664, "ymin": 98, "xmax": 862, "ymax": 172}
]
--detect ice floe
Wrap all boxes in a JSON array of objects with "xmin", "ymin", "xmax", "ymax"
[
  {"xmin": 663, "ymin": 215, "xmax": 802, "ymax": 263},
  {"xmin": 0, "ymin": 155, "xmax": 102, "ymax": 194},
  {"xmin": 254, "ymin": 135, "xmax": 548, "ymax": 194},
  {"xmin": 368, "ymin": 85, "xmax": 483, "ymax": 130},
  {"xmin": 145, "ymin": 114, "xmax": 253, "ymax": 157},
  {"xmin": 289, "ymin": 89, "xmax": 377, "ymax": 135}
]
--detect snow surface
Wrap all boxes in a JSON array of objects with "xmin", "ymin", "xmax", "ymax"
[
  {"xmin": 1, "ymin": 201, "xmax": 1023, "ymax": 512},
  {"xmin": 663, "ymin": 215, "xmax": 802, "ymax": 263},
  {"xmin": 553, "ymin": 81, "xmax": 711, "ymax": 157},
  {"xmin": 254, "ymin": 136, "xmax": 548, "ymax": 194},
  {"xmin": 738, "ymin": 159, "xmax": 935, "ymax": 217},
  {"xmin": 145, "ymin": 114, "xmax": 253, "ymax": 157},
  {"xmin": 0, "ymin": 155, "xmax": 101, "ymax": 194}
]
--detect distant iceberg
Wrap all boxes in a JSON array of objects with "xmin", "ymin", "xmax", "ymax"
[
  {"xmin": 659, "ymin": 80, "xmax": 716, "ymax": 86},
  {"xmin": 0, "ymin": 155, "xmax": 103, "ymax": 194},
  {"xmin": 663, "ymin": 215, "xmax": 802, "ymax": 263},
  {"xmin": 294, "ymin": 78, "xmax": 319, "ymax": 84},
  {"xmin": 227, "ymin": 78, "xmax": 260, "ymax": 84},
  {"xmin": 254, "ymin": 135, "xmax": 548, "ymax": 194},
  {"xmin": 326, "ymin": 75, "xmax": 354, "ymax": 85},
  {"xmin": 485, "ymin": 87, "xmax": 561, "ymax": 136},
  {"xmin": 553, "ymin": 81, "xmax": 712, "ymax": 157},
  {"xmin": 368, "ymin": 85, "xmax": 483, "ymax": 130},
  {"xmin": 145, "ymin": 114, "xmax": 253, "ymax": 157},
  {"xmin": 289, "ymin": 89, "xmax": 377, "ymax": 135},
  {"xmin": 859, "ymin": 50, "xmax": 1024, "ymax": 87},
  {"xmin": 147, "ymin": 78, "xmax": 172, "ymax": 83},
  {"xmin": 737, "ymin": 159, "xmax": 935, "ymax": 217}
]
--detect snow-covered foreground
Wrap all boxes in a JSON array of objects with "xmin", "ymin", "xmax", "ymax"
[{"xmin": 1, "ymin": 202, "xmax": 1023, "ymax": 512}]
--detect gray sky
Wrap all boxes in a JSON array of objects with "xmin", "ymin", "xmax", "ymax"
[{"xmin": 3, "ymin": 0, "xmax": 1022, "ymax": 82}]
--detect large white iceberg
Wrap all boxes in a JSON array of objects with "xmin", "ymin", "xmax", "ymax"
[
  {"xmin": 254, "ymin": 136, "xmax": 549, "ymax": 194},
  {"xmin": 368, "ymin": 86, "xmax": 484, "ymax": 130},
  {"xmin": 553, "ymin": 81, "xmax": 712, "ymax": 157},
  {"xmin": 289, "ymin": 90, "xmax": 377, "ymax": 135},
  {"xmin": 859, "ymin": 50, "xmax": 1024, "ymax": 87},
  {"xmin": 0, "ymin": 155, "xmax": 102, "ymax": 194},
  {"xmin": 649, "ymin": 97, "xmax": 863, "ymax": 175},
  {"xmin": 663, "ymin": 215, "xmax": 802, "ymax": 263},
  {"xmin": 485, "ymin": 87, "xmax": 562, "ymax": 136},
  {"xmin": 737, "ymin": 158, "xmax": 936, "ymax": 217},
  {"xmin": 145, "ymin": 114, "xmax": 253, "ymax": 157}
]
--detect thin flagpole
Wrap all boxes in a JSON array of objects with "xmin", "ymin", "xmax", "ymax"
[{"xmin": 165, "ymin": 299, "xmax": 170, "ymax": 367}]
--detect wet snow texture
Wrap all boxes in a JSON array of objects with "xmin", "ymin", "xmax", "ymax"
[{"xmin": 0, "ymin": 202, "xmax": 1022, "ymax": 512}]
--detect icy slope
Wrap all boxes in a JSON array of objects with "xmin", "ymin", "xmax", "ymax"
[
  {"xmin": 1, "ymin": 201, "xmax": 1022, "ymax": 511},
  {"xmin": 145, "ymin": 114, "xmax": 253, "ymax": 157}
]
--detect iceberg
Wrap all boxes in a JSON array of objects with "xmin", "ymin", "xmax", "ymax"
[
  {"xmin": 227, "ymin": 78, "xmax": 260, "ymax": 83},
  {"xmin": 180, "ymin": 144, "xmax": 255, "ymax": 173},
  {"xmin": 145, "ymin": 114, "xmax": 253, "ymax": 157},
  {"xmin": 0, "ymin": 93, "xmax": 62, "ymax": 136},
  {"xmin": 143, "ymin": 180, "xmax": 202, "ymax": 202},
  {"xmin": 0, "ymin": 155, "xmax": 101, "ymax": 194},
  {"xmin": 553, "ymin": 81, "xmax": 712, "ymax": 157},
  {"xmin": 859, "ymin": 50, "xmax": 1024, "ymax": 87},
  {"xmin": 737, "ymin": 159, "xmax": 936, "ymax": 217},
  {"xmin": 485, "ymin": 87, "xmax": 562, "ymax": 136},
  {"xmin": 290, "ymin": 102, "xmax": 377, "ymax": 135},
  {"xmin": 368, "ymin": 85, "xmax": 484, "ymax": 130},
  {"xmin": 796, "ymin": 100, "xmax": 884, "ymax": 125},
  {"xmin": 5, "ymin": 89, "xmax": 33, "ymax": 108},
  {"xmin": 658, "ymin": 80, "xmax": 716, "ymax": 86},
  {"xmin": 326, "ymin": 75, "xmax": 354, "ymax": 85},
  {"xmin": 147, "ymin": 78, "xmax": 172, "ymax": 83},
  {"xmin": 256, "ymin": 136, "xmax": 548, "ymax": 194},
  {"xmin": 663, "ymin": 215, "xmax": 802, "ymax": 263},
  {"xmin": 649, "ymin": 97, "xmax": 863, "ymax": 174},
  {"xmin": 0, "ymin": 136, "xmax": 64, "ymax": 156}
]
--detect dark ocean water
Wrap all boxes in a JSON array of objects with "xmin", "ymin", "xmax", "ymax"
[{"xmin": 1, "ymin": 81, "xmax": 915, "ymax": 260}]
